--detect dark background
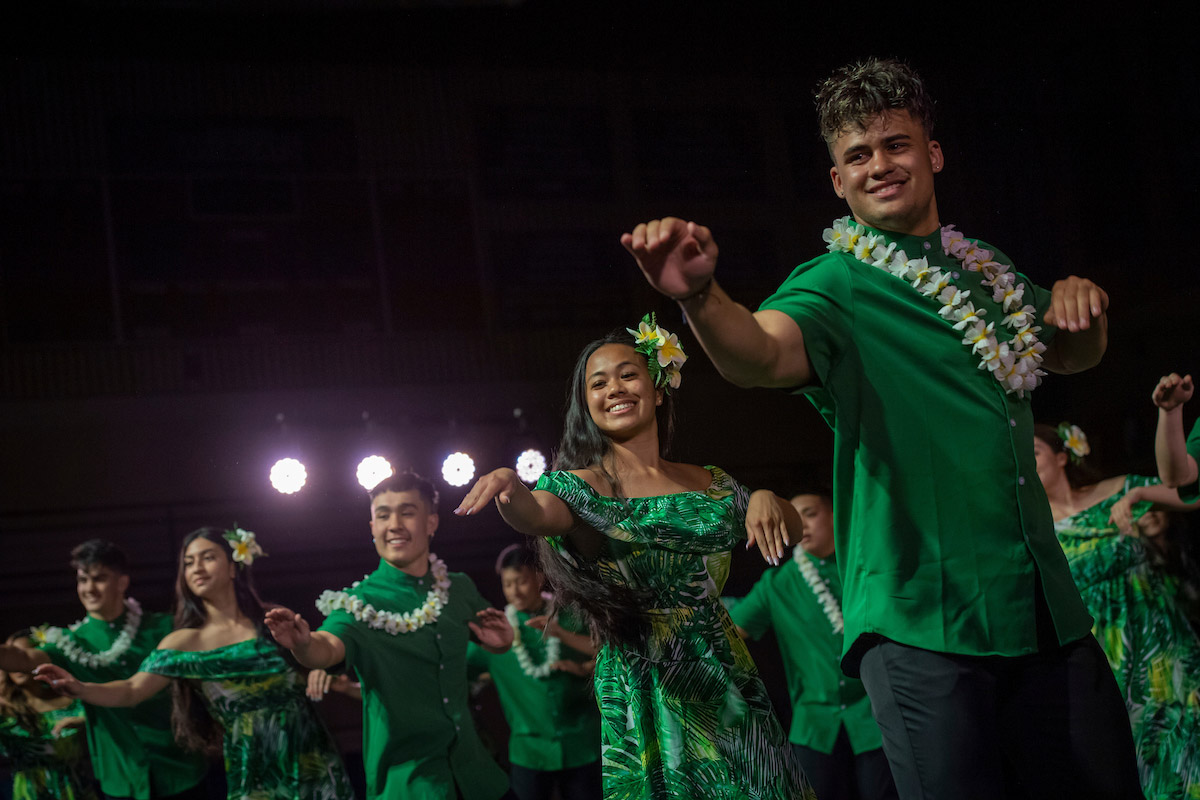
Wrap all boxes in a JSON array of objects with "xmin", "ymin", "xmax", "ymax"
[{"xmin": 1, "ymin": 0, "xmax": 1197, "ymax": 768}]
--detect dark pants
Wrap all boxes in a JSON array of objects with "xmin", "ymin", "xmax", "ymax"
[
  {"xmin": 859, "ymin": 636, "xmax": 1143, "ymax": 800},
  {"xmin": 509, "ymin": 761, "xmax": 602, "ymax": 800},
  {"xmin": 792, "ymin": 726, "xmax": 898, "ymax": 800}
]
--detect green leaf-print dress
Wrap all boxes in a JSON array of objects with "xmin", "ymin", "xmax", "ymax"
[
  {"xmin": 139, "ymin": 638, "xmax": 354, "ymax": 800},
  {"xmin": 535, "ymin": 467, "xmax": 815, "ymax": 800},
  {"xmin": 0, "ymin": 699, "xmax": 97, "ymax": 800},
  {"xmin": 1055, "ymin": 475, "xmax": 1200, "ymax": 800}
]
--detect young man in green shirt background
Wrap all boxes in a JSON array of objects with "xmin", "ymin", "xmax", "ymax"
[
  {"xmin": 729, "ymin": 492, "xmax": 896, "ymax": 800},
  {"xmin": 0, "ymin": 540, "xmax": 209, "ymax": 800},
  {"xmin": 265, "ymin": 471, "xmax": 514, "ymax": 800},
  {"xmin": 467, "ymin": 544, "xmax": 601, "ymax": 800},
  {"xmin": 620, "ymin": 58, "xmax": 1142, "ymax": 798}
]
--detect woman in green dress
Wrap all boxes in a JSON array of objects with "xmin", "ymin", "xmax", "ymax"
[
  {"xmin": 0, "ymin": 632, "xmax": 95, "ymax": 800},
  {"xmin": 35, "ymin": 528, "xmax": 354, "ymax": 800},
  {"xmin": 1033, "ymin": 423, "xmax": 1200, "ymax": 800},
  {"xmin": 456, "ymin": 318, "xmax": 814, "ymax": 800}
]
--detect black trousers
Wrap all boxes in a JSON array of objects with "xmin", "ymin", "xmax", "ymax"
[
  {"xmin": 508, "ymin": 760, "xmax": 601, "ymax": 800},
  {"xmin": 859, "ymin": 636, "xmax": 1144, "ymax": 800},
  {"xmin": 792, "ymin": 726, "xmax": 899, "ymax": 800}
]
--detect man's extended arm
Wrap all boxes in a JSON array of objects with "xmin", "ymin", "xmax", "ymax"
[
  {"xmin": 264, "ymin": 608, "xmax": 346, "ymax": 669},
  {"xmin": 621, "ymin": 218, "xmax": 811, "ymax": 389}
]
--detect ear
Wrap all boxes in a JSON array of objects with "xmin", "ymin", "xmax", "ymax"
[
  {"xmin": 117, "ymin": 573, "xmax": 131, "ymax": 595},
  {"xmin": 427, "ymin": 513, "xmax": 440, "ymax": 538},
  {"xmin": 1055, "ymin": 451, "xmax": 1069, "ymax": 470},
  {"xmin": 656, "ymin": 387, "xmax": 664, "ymax": 407},
  {"xmin": 830, "ymin": 165, "xmax": 845, "ymax": 198},
  {"xmin": 928, "ymin": 139, "xmax": 944, "ymax": 173}
]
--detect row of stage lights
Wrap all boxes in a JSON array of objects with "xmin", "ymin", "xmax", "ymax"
[{"xmin": 267, "ymin": 449, "xmax": 550, "ymax": 495}]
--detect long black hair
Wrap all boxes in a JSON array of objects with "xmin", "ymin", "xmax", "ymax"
[
  {"xmin": 536, "ymin": 328, "xmax": 674, "ymax": 647},
  {"xmin": 169, "ymin": 527, "xmax": 276, "ymax": 755},
  {"xmin": 0, "ymin": 630, "xmax": 43, "ymax": 734},
  {"xmin": 1033, "ymin": 423, "xmax": 1102, "ymax": 490}
]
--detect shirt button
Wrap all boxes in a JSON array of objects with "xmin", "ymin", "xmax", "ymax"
[
  {"xmin": 840, "ymin": 704, "xmax": 847, "ymax": 710},
  {"xmin": 951, "ymin": 271, "xmax": 960, "ymax": 279},
  {"xmin": 1010, "ymin": 418, "xmax": 1017, "ymax": 427},
  {"xmin": 439, "ymin": 664, "xmax": 444, "ymax": 670},
  {"xmin": 1018, "ymin": 476, "xmax": 1026, "ymax": 486},
  {"xmin": 839, "ymin": 680, "xmax": 845, "ymax": 687},
  {"xmin": 436, "ymin": 634, "xmax": 441, "ymax": 640},
  {"xmin": 443, "ymin": 697, "xmax": 449, "ymax": 704},
  {"xmin": 923, "ymin": 241, "xmax": 931, "ymax": 250}
]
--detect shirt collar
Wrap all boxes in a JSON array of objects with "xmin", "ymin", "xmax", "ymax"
[{"xmin": 856, "ymin": 221, "xmax": 944, "ymax": 259}]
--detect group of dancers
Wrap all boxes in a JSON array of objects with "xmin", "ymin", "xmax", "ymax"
[{"xmin": 4, "ymin": 56, "xmax": 1200, "ymax": 800}]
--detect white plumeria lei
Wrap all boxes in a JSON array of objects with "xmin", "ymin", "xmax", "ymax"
[
  {"xmin": 823, "ymin": 217, "xmax": 1046, "ymax": 397},
  {"xmin": 504, "ymin": 604, "xmax": 562, "ymax": 679},
  {"xmin": 315, "ymin": 554, "xmax": 450, "ymax": 635},
  {"xmin": 32, "ymin": 598, "xmax": 143, "ymax": 669},
  {"xmin": 793, "ymin": 547, "xmax": 843, "ymax": 635}
]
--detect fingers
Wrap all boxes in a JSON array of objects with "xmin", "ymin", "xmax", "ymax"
[
  {"xmin": 620, "ymin": 218, "xmax": 686, "ymax": 256},
  {"xmin": 747, "ymin": 516, "xmax": 784, "ymax": 566},
  {"xmin": 1046, "ymin": 277, "xmax": 1108, "ymax": 331},
  {"xmin": 524, "ymin": 614, "xmax": 548, "ymax": 631},
  {"xmin": 475, "ymin": 607, "xmax": 507, "ymax": 624},
  {"xmin": 454, "ymin": 470, "xmax": 514, "ymax": 516}
]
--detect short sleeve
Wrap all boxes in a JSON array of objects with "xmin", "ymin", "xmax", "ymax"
[
  {"xmin": 1179, "ymin": 419, "xmax": 1200, "ymax": 504},
  {"xmin": 727, "ymin": 571, "xmax": 775, "ymax": 641},
  {"xmin": 318, "ymin": 609, "xmax": 361, "ymax": 673},
  {"xmin": 758, "ymin": 255, "xmax": 854, "ymax": 388},
  {"xmin": 1013, "ymin": 267, "xmax": 1057, "ymax": 348},
  {"xmin": 453, "ymin": 574, "xmax": 491, "ymax": 615},
  {"xmin": 138, "ymin": 648, "xmax": 183, "ymax": 677}
]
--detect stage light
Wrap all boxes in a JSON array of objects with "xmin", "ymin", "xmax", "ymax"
[
  {"xmin": 515, "ymin": 449, "xmax": 547, "ymax": 483},
  {"xmin": 441, "ymin": 451, "xmax": 475, "ymax": 487},
  {"xmin": 269, "ymin": 458, "xmax": 307, "ymax": 494},
  {"xmin": 356, "ymin": 455, "xmax": 393, "ymax": 491}
]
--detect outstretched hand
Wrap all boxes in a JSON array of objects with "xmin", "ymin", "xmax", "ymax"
[
  {"xmin": 1153, "ymin": 373, "xmax": 1193, "ymax": 411},
  {"xmin": 1043, "ymin": 276, "xmax": 1108, "ymax": 332},
  {"xmin": 524, "ymin": 614, "xmax": 565, "ymax": 639},
  {"xmin": 620, "ymin": 218, "xmax": 718, "ymax": 301},
  {"xmin": 454, "ymin": 468, "xmax": 522, "ymax": 517},
  {"xmin": 264, "ymin": 607, "xmax": 312, "ymax": 650},
  {"xmin": 745, "ymin": 490, "xmax": 790, "ymax": 566},
  {"xmin": 33, "ymin": 664, "xmax": 82, "ymax": 697},
  {"xmin": 1108, "ymin": 488, "xmax": 1144, "ymax": 536},
  {"xmin": 469, "ymin": 608, "xmax": 514, "ymax": 653}
]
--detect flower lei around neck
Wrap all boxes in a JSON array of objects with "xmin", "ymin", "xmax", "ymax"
[
  {"xmin": 315, "ymin": 554, "xmax": 450, "ymax": 635},
  {"xmin": 504, "ymin": 602, "xmax": 562, "ymax": 679},
  {"xmin": 823, "ymin": 217, "xmax": 1046, "ymax": 397},
  {"xmin": 32, "ymin": 598, "xmax": 144, "ymax": 668},
  {"xmin": 792, "ymin": 547, "xmax": 843, "ymax": 635}
]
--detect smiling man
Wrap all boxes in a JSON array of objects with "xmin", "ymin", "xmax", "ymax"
[
  {"xmin": 620, "ymin": 58, "xmax": 1142, "ymax": 798},
  {"xmin": 0, "ymin": 540, "xmax": 208, "ymax": 800},
  {"xmin": 265, "ymin": 471, "xmax": 514, "ymax": 800}
]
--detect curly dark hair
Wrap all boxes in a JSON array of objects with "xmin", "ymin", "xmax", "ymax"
[{"xmin": 815, "ymin": 57, "xmax": 935, "ymax": 148}]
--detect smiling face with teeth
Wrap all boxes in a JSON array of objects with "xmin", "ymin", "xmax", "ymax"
[
  {"xmin": 370, "ymin": 489, "xmax": 439, "ymax": 576},
  {"xmin": 584, "ymin": 343, "xmax": 663, "ymax": 441}
]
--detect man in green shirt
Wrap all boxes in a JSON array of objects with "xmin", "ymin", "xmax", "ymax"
[
  {"xmin": 620, "ymin": 58, "xmax": 1142, "ymax": 798},
  {"xmin": 729, "ymin": 492, "xmax": 895, "ymax": 800},
  {"xmin": 0, "ymin": 540, "xmax": 208, "ymax": 800},
  {"xmin": 466, "ymin": 544, "xmax": 601, "ymax": 800},
  {"xmin": 265, "ymin": 471, "xmax": 514, "ymax": 800},
  {"xmin": 1153, "ymin": 371, "xmax": 1200, "ymax": 502}
]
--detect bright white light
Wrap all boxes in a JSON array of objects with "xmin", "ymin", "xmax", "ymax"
[
  {"xmin": 356, "ymin": 455, "xmax": 393, "ymax": 491},
  {"xmin": 269, "ymin": 458, "xmax": 307, "ymax": 494},
  {"xmin": 515, "ymin": 449, "xmax": 547, "ymax": 483},
  {"xmin": 441, "ymin": 451, "xmax": 476, "ymax": 487}
]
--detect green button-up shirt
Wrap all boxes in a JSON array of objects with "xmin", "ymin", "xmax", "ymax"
[
  {"xmin": 319, "ymin": 560, "xmax": 508, "ymax": 800},
  {"xmin": 466, "ymin": 607, "xmax": 600, "ymax": 771},
  {"xmin": 37, "ymin": 610, "xmax": 208, "ymax": 799},
  {"xmin": 759, "ymin": 224, "xmax": 1093, "ymax": 674},
  {"xmin": 729, "ymin": 551, "xmax": 881, "ymax": 754},
  {"xmin": 1179, "ymin": 419, "xmax": 1200, "ymax": 503}
]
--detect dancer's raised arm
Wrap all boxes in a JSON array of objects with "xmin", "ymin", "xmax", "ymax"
[
  {"xmin": 621, "ymin": 218, "xmax": 812, "ymax": 389},
  {"xmin": 1153, "ymin": 373, "xmax": 1197, "ymax": 490},
  {"xmin": 264, "ymin": 607, "xmax": 345, "ymax": 670},
  {"xmin": 454, "ymin": 467, "xmax": 575, "ymax": 537},
  {"xmin": 34, "ymin": 663, "xmax": 169, "ymax": 707}
]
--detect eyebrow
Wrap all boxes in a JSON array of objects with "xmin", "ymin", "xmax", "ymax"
[
  {"xmin": 588, "ymin": 360, "xmax": 638, "ymax": 380},
  {"xmin": 842, "ymin": 133, "xmax": 912, "ymax": 159},
  {"xmin": 374, "ymin": 503, "xmax": 418, "ymax": 514}
]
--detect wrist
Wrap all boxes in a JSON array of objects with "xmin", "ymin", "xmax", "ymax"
[{"xmin": 672, "ymin": 276, "xmax": 715, "ymax": 304}]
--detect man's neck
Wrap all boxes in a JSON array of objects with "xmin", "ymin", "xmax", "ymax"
[
  {"xmin": 387, "ymin": 553, "xmax": 431, "ymax": 578},
  {"xmin": 87, "ymin": 600, "xmax": 126, "ymax": 623}
]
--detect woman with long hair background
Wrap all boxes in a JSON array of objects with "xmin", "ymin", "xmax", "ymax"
[
  {"xmin": 456, "ymin": 317, "xmax": 814, "ymax": 799},
  {"xmin": 35, "ymin": 527, "xmax": 353, "ymax": 800}
]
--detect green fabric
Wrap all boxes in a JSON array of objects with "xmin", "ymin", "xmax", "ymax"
[
  {"xmin": 728, "ymin": 550, "xmax": 882, "ymax": 754},
  {"xmin": 1179, "ymin": 419, "xmax": 1200, "ymax": 504},
  {"xmin": 759, "ymin": 224, "xmax": 1093, "ymax": 673},
  {"xmin": 36, "ymin": 611, "xmax": 207, "ymax": 799},
  {"xmin": 1055, "ymin": 474, "xmax": 1200, "ymax": 800},
  {"xmin": 317, "ymin": 562, "xmax": 508, "ymax": 800},
  {"xmin": 535, "ymin": 467, "xmax": 815, "ymax": 800},
  {"xmin": 0, "ymin": 699, "xmax": 97, "ymax": 800},
  {"xmin": 139, "ymin": 637, "xmax": 353, "ymax": 800},
  {"xmin": 466, "ymin": 605, "xmax": 601, "ymax": 771}
]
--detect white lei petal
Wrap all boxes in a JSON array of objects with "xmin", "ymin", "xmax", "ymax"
[
  {"xmin": 315, "ymin": 554, "xmax": 450, "ymax": 636},
  {"xmin": 822, "ymin": 217, "xmax": 1046, "ymax": 397},
  {"xmin": 793, "ymin": 548, "xmax": 843, "ymax": 635},
  {"xmin": 34, "ymin": 598, "xmax": 144, "ymax": 669},
  {"xmin": 504, "ymin": 604, "xmax": 562, "ymax": 679}
]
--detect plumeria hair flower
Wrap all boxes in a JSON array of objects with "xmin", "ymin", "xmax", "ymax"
[
  {"xmin": 627, "ymin": 312, "xmax": 687, "ymax": 393},
  {"xmin": 223, "ymin": 526, "xmax": 267, "ymax": 567},
  {"xmin": 1055, "ymin": 423, "xmax": 1090, "ymax": 464}
]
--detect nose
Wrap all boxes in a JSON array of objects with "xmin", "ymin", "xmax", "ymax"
[{"xmin": 867, "ymin": 149, "xmax": 895, "ymax": 177}]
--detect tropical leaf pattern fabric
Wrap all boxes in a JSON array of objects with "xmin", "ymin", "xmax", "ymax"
[
  {"xmin": 1055, "ymin": 475, "xmax": 1200, "ymax": 800},
  {"xmin": 0, "ymin": 699, "xmax": 97, "ymax": 800},
  {"xmin": 139, "ymin": 638, "xmax": 354, "ymax": 800},
  {"xmin": 536, "ymin": 467, "xmax": 815, "ymax": 799}
]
